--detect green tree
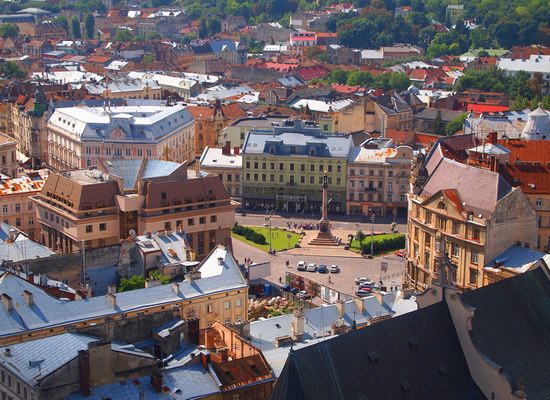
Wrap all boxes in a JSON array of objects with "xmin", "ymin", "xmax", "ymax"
[
  {"xmin": 445, "ymin": 114, "xmax": 467, "ymax": 135},
  {"xmin": 113, "ymin": 29, "xmax": 133, "ymax": 42},
  {"xmin": 388, "ymin": 72, "xmax": 410, "ymax": 91},
  {"xmin": 146, "ymin": 31, "xmax": 161, "ymax": 40},
  {"xmin": 118, "ymin": 275, "xmax": 145, "ymax": 292},
  {"xmin": 70, "ymin": 16, "xmax": 81, "ymax": 39},
  {"xmin": 0, "ymin": 24, "xmax": 18, "ymax": 39},
  {"xmin": 432, "ymin": 110, "xmax": 446, "ymax": 135},
  {"xmin": 53, "ymin": 16, "xmax": 68, "ymax": 31},
  {"xmin": 355, "ymin": 230, "xmax": 366, "ymax": 249},
  {"xmin": 304, "ymin": 45, "xmax": 324, "ymax": 60},
  {"xmin": 328, "ymin": 69, "xmax": 349, "ymax": 84},
  {"xmin": 206, "ymin": 16, "xmax": 221, "ymax": 36},
  {"xmin": 198, "ymin": 18, "xmax": 208, "ymax": 39},
  {"xmin": 346, "ymin": 70, "xmax": 373, "ymax": 87},
  {"xmin": 0, "ymin": 61, "xmax": 26, "ymax": 79},
  {"xmin": 83, "ymin": 13, "xmax": 95, "ymax": 39},
  {"xmin": 143, "ymin": 53, "xmax": 155, "ymax": 64}
]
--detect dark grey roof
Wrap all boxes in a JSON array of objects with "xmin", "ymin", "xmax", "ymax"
[
  {"xmin": 375, "ymin": 94, "xmax": 411, "ymax": 115},
  {"xmin": 460, "ymin": 268, "xmax": 550, "ymax": 400},
  {"xmin": 272, "ymin": 301, "xmax": 484, "ymax": 400}
]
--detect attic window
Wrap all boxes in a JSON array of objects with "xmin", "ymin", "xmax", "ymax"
[
  {"xmin": 367, "ymin": 351, "xmax": 378, "ymax": 362},
  {"xmin": 275, "ymin": 324, "xmax": 281, "ymax": 328},
  {"xmin": 437, "ymin": 202, "xmax": 446, "ymax": 211},
  {"xmin": 400, "ymin": 381, "xmax": 412, "ymax": 392},
  {"xmin": 408, "ymin": 336, "xmax": 419, "ymax": 348}
]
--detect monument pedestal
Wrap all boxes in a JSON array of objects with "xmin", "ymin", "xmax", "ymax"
[{"xmin": 309, "ymin": 176, "xmax": 340, "ymax": 246}]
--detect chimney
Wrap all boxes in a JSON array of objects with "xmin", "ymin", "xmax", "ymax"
[
  {"xmin": 78, "ymin": 350, "xmax": 91, "ymax": 396},
  {"xmin": 219, "ymin": 347, "xmax": 229, "ymax": 362},
  {"xmin": 106, "ymin": 292, "xmax": 116, "ymax": 308},
  {"xmin": 200, "ymin": 352, "xmax": 210, "ymax": 370},
  {"xmin": 217, "ymin": 257, "xmax": 224, "ymax": 266},
  {"xmin": 336, "ymin": 299, "xmax": 346, "ymax": 318},
  {"xmin": 487, "ymin": 131, "xmax": 497, "ymax": 144},
  {"xmin": 3, "ymin": 348, "xmax": 10, "ymax": 357},
  {"xmin": 233, "ymin": 147, "xmax": 240, "ymax": 155},
  {"xmin": 145, "ymin": 279, "xmax": 161, "ymax": 288},
  {"xmin": 187, "ymin": 269, "xmax": 201, "ymax": 284},
  {"xmin": 23, "ymin": 290, "xmax": 33, "ymax": 306},
  {"xmin": 86, "ymin": 285, "xmax": 92, "ymax": 299},
  {"xmin": 172, "ymin": 282, "xmax": 181, "ymax": 295},
  {"xmin": 291, "ymin": 308, "xmax": 305, "ymax": 341},
  {"xmin": 151, "ymin": 373, "xmax": 162, "ymax": 393},
  {"xmin": 107, "ymin": 284, "xmax": 116, "ymax": 295},
  {"xmin": 1, "ymin": 294, "xmax": 13, "ymax": 312}
]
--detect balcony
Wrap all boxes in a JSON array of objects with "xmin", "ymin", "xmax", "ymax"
[{"xmin": 364, "ymin": 187, "xmax": 377, "ymax": 192}]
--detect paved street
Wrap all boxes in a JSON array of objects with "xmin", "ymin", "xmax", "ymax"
[
  {"xmin": 232, "ymin": 235, "xmax": 407, "ymax": 296},
  {"xmin": 235, "ymin": 212, "xmax": 407, "ymax": 235}
]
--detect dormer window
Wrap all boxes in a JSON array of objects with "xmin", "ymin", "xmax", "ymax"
[
  {"xmin": 437, "ymin": 201, "xmax": 446, "ymax": 211},
  {"xmin": 269, "ymin": 147, "xmax": 275, "ymax": 154},
  {"xmin": 309, "ymin": 148, "xmax": 316, "ymax": 156}
]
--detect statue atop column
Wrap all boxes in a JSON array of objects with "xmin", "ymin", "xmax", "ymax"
[{"xmin": 309, "ymin": 170, "xmax": 339, "ymax": 246}]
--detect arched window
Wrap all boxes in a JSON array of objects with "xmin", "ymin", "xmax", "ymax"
[{"xmin": 437, "ymin": 201, "xmax": 447, "ymax": 211}]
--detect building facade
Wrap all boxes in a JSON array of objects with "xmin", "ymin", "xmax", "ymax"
[
  {"xmin": 405, "ymin": 141, "xmax": 538, "ymax": 291},
  {"xmin": 0, "ymin": 133, "xmax": 18, "ymax": 178},
  {"xmin": 188, "ymin": 102, "xmax": 246, "ymax": 156},
  {"xmin": 347, "ymin": 146, "xmax": 413, "ymax": 217},
  {"xmin": 0, "ymin": 172, "xmax": 47, "ymax": 240},
  {"xmin": 200, "ymin": 145, "xmax": 242, "ymax": 201},
  {"xmin": 46, "ymin": 103, "xmax": 195, "ymax": 171},
  {"xmin": 241, "ymin": 120, "xmax": 351, "ymax": 214},
  {"xmin": 32, "ymin": 160, "xmax": 236, "ymax": 260}
]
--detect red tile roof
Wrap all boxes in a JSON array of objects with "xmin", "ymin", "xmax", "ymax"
[
  {"xmin": 498, "ymin": 139, "xmax": 550, "ymax": 194},
  {"xmin": 331, "ymin": 84, "xmax": 360, "ymax": 94},
  {"xmin": 467, "ymin": 104, "xmax": 510, "ymax": 113}
]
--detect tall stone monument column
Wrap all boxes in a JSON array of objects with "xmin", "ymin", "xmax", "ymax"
[{"xmin": 309, "ymin": 171, "xmax": 339, "ymax": 246}]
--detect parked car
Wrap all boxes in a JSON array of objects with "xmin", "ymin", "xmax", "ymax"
[
  {"xmin": 394, "ymin": 249, "xmax": 406, "ymax": 257},
  {"xmin": 355, "ymin": 277, "xmax": 371, "ymax": 285},
  {"xmin": 329, "ymin": 265, "xmax": 339, "ymax": 273},
  {"xmin": 356, "ymin": 289, "xmax": 373, "ymax": 297},
  {"xmin": 298, "ymin": 290, "xmax": 311, "ymax": 299},
  {"xmin": 282, "ymin": 284, "xmax": 291, "ymax": 292},
  {"xmin": 297, "ymin": 261, "xmax": 306, "ymax": 271},
  {"xmin": 290, "ymin": 287, "xmax": 299, "ymax": 295},
  {"xmin": 318, "ymin": 265, "xmax": 328, "ymax": 274},
  {"xmin": 306, "ymin": 263, "xmax": 317, "ymax": 272},
  {"xmin": 359, "ymin": 282, "xmax": 374, "ymax": 290}
]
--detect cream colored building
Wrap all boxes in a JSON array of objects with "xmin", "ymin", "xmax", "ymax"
[
  {"xmin": 0, "ymin": 243, "xmax": 248, "ymax": 346},
  {"xmin": 84, "ymin": 78, "xmax": 162, "ymax": 100},
  {"xmin": 347, "ymin": 145, "xmax": 413, "ymax": 217},
  {"xmin": 0, "ymin": 172, "xmax": 47, "ymax": 240},
  {"xmin": 46, "ymin": 104, "xmax": 195, "ymax": 171},
  {"xmin": 0, "ymin": 133, "xmax": 18, "ymax": 178},
  {"xmin": 199, "ymin": 146, "xmax": 242, "ymax": 201},
  {"xmin": 32, "ymin": 160, "xmax": 236, "ymax": 260},
  {"xmin": 406, "ymin": 141, "xmax": 538, "ymax": 291}
]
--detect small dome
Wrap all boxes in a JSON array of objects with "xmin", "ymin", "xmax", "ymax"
[{"xmin": 522, "ymin": 105, "xmax": 550, "ymax": 139}]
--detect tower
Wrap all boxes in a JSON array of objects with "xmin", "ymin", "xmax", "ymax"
[{"xmin": 309, "ymin": 170, "xmax": 339, "ymax": 246}]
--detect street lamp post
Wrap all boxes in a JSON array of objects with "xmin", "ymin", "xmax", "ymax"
[
  {"xmin": 265, "ymin": 208, "xmax": 275, "ymax": 254},
  {"xmin": 370, "ymin": 211, "xmax": 375, "ymax": 257}
]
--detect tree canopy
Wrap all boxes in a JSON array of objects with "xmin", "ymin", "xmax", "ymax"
[{"xmin": 0, "ymin": 24, "xmax": 18, "ymax": 39}]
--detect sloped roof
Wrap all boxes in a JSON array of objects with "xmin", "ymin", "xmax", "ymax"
[
  {"xmin": 498, "ymin": 139, "xmax": 550, "ymax": 194},
  {"xmin": 0, "ymin": 333, "xmax": 98, "ymax": 385},
  {"xmin": 460, "ymin": 268, "xmax": 550, "ymax": 400},
  {"xmin": 271, "ymin": 301, "xmax": 485, "ymax": 400}
]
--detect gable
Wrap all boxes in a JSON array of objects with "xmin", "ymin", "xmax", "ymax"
[{"xmin": 422, "ymin": 189, "xmax": 465, "ymax": 221}]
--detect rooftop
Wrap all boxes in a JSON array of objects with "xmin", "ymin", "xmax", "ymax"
[
  {"xmin": 199, "ymin": 147, "xmax": 242, "ymax": 169},
  {"xmin": 0, "ymin": 245, "xmax": 246, "ymax": 339}
]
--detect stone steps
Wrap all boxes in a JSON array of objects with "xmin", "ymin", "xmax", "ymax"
[{"xmin": 308, "ymin": 237, "xmax": 340, "ymax": 246}]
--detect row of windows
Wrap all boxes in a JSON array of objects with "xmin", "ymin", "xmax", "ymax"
[
  {"xmin": 349, "ymin": 169, "xmax": 407, "ymax": 177},
  {"xmin": 350, "ymin": 180, "xmax": 407, "ymax": 191},
  {"xmin": 350, "ymin": 192, "xmax": 406, "ymax": 203},
  {"xmin": 85, "ymin": 147, "xmax": 153, "ymax": 157},
  {"xmin": 245, "ymin": 161, "xmax": 342, "ymax": 173},
  {"xmin": 1, "ymin": 203, "xmax": 32, "ymax": 214},
  {"xmin": 1, "ymin": 367, "xmax": 33, "ymax": 400},
  {"xmin": 218, "ymin": 173, "xmax": 241, "ymax": 182},
  {"xmin": 164, "ymin": 215, "xmax": 217, "ymax": 230},
  {"xmin": 245, "ymin": 173, "xmax": 342, "ymax": 185},
  {"xmin": 205, "ymin": 297, "xmax": 243, "ymax": 314}
]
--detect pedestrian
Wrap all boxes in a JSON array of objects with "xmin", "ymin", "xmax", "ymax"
[{"xmin": 279, "ymin": 277, "xmax": 282, "ymax": 283}]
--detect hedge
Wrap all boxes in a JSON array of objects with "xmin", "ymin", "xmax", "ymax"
[
  {"xmin": 361, "ymin": 235, "xmax": 405, "ymax": 255},
  {"xmin": 232, "ymin": 225, "xmax": 267, "ymax": 245}
]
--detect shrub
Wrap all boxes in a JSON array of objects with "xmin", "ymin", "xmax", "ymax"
[
  {"xmin": 361, "ymin": 235, "xmax": 405, "ymax": 255},
  {"xmin": 232, "ymin": 226, "xmax": 267, "ymax": 245}
]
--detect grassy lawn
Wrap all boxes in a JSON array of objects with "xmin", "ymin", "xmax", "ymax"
[
  {"xmin": 349, "ymin": 233, "xmax": 405, "ymax": 254},
  {"xmin": 231, "ymin": 226, "xmax": 301, "ymax": 252}
]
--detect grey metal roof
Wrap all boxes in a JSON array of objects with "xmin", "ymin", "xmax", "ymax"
[
  {"xmin": 0, "ymin": 333, "xmax": 98, "ymax": 385},
  {"xmin": 486, "ymin": 245, "xmax": 549, "ymax": 273},
  {"xmin": 0, "ymin": 223, "xmax": 54, "ymax": 262},
  {"xmin": 460, "ymin": 268, "xmax": 550, "ymax": 400},
  {"xmin": 101, "ymin": 159, "xmax": 182, "ymax": 191},
  {"xmin": 272, "ymin": 301, "xmax": 485, "ymax": 400},
  {"xmin": 0, "ymin": 246, "xmax": 246, "ymax": 339},
  {"xmin": 243, "ymin": 131, "xmax": 351, "ymax": 158}
]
